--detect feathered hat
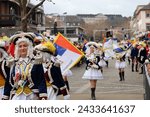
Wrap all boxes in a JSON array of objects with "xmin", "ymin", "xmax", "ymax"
[
  {"xmin": 9, "ymin": 32, "xmax": 35, "ymax": 59},
  {"xmin": 0, "ymin": 41, "xmax": 6, "ymax": 50},
  {"xmin": 34, "ymin": 41, "xmax": 56, "ymax": 55},
  {"xmin": 139, "ymin": 41, "xmax": 146, "ymax": 47},
  {"xmin": 85, "ymin": 41, "xmax": 98, "ymax": 48},
  {"xmin": 84, "ymin": 41, "xmax": 99, "ymax": 54},
  {"xmin": 0, "ymin": 40, "xmax": 8, "ymax": 58},
  {"xmin": 34, "ymin": 33, "xmax": 46, "ymax": 44},
  {"xmin": 97, "ymin": 42, "xmax": 103, "ymax": 47},
  {"xmin": 10, "ymin": 32, "xmax": 35, "ymax": 45}
]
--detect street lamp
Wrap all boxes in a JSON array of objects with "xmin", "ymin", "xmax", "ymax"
[{"xmin": 63, "ymin": 12, "xmax": 67, "ymax": 36}]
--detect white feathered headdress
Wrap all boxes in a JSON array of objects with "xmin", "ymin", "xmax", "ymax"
[
  {"xmin": 85, "ymin": 41, "xmax": 98, "ymax": 48},
  {"xmin": 85, "ymin": 41, "xmax": 98, "ymax": 54}
]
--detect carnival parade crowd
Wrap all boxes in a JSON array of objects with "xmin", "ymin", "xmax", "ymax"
[{"xmin": 0, "ymin": 31, "xmax": 150, "ymax": 100}]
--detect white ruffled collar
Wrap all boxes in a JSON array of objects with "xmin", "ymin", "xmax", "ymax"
[{"xmin": 18, "ymin": 57, "xmax": 31, "ymax": 65}]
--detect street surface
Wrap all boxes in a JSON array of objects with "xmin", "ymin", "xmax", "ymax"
[{"xmin": 58, "ymin": 59, "xmax": 144, "ymax": 100}]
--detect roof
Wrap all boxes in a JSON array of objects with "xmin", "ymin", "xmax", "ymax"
[
  {"xmin": 134, "ymin": 2, "xmax": 150, "ymax": 17},
  {"xmin": 141, "ymin": 3, "xmax": 150, "ymax": 10},
  {"xmin": 77, "ymin": 14, "xmax": 97, "ymax": 18},
  {"xmin": 65, "ymin": 15, "xmax": 84, "ymax": 23}
]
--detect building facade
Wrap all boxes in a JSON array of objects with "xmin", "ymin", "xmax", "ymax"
[
  {"xmin": 77, "ymin": 13, "xmax": 108, "ymax": 23},
  {"xmin": 45, "ymin": 14, "xmax": 85, "ymax": 42},
  {"xmin": 131, "ymin": 3, "xmax": 150, "ymax": 35},
  {"xmin": 0, "ymin": 0, "xmax": 45, "ymax": 35}
]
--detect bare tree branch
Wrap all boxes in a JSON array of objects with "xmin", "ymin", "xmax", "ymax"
[{"xmin": 22, "ymin": 0, "xmax": 46, "ymax": 21}]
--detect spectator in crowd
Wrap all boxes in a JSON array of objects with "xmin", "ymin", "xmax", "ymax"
[
  {"xmin": 138, "ymin": 42, "xmax": 147, "ymax": 74},
  {"xmin": 130, "ymin": 44, "xmax": 139, "ymax": 72}
]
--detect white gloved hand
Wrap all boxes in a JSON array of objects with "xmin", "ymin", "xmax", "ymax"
[
  {"xmin": 92, "ymin": 64, "xmax": 99, "ymax": 69},
  {"xmin": 64, "ymin": 94, "xmax": 70, "ymax": 100},
  {"xmin": 140, "ymin": 56, "xmax": 144, "ymax": 61},
  {"xmin": 6, "ymin": 56, "xmax": 15, "ymax": 67}
]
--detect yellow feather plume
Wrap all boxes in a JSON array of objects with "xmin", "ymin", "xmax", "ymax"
[{"xmin": 42, "ymin": 41, "xmax": 56, "ymax": 54}]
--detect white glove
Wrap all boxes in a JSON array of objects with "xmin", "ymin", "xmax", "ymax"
[
  {"xmin": 92, "ymin": 64, "xmax": 99, "ymax": 69},
  {"xmin": 54, "ymin": 62, "xmax": 60, "ymax": 67},
  {"xmin": 140, "ymin": 56, "xmax": 144, "ymax": 61},
  {"xmin": 6, "ymin": 56, "xmax": 15, "ymax": 67},
  {"xmin": 64, "ymin": 94, "xmax": 70, "ymax": 100}
]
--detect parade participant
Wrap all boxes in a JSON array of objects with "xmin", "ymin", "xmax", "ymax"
[
  {"xmin": 126, "ymin": 49, "xmax": 131, "ymax": 65},
  {"xmin": 33, "ymin": 32, "xmax": 46, "ymax": 46},
  {"xmin": 138, "ymin": 42, "xmax": 147, "ymax": 74},
  {"xmin": 115, "ymin": 53, "xmax": 126, "ymax": 81},
  {"xmin": 34, "ymin": 42, "xmax": 70, "ymax": 100},
  {"xmin": 51, "ymin": 56, "xmax": 70, "ymax": 100},
  {"xmin": 131, "ymin": 43, "xmax": 139, "ymax": 72},
  {"xmin": 82, "ymin": 42, "xmax": 103, "ymax": 100},
  {"xmin": 62, "ymin": 70, "xmax": 72, "ymax": 91},
  {"xmin": 34, "ymin": 41, "xmax": 57, "ymax": 100},
  {"xmin": 98, "ymin": 46, "xmax": 107, "ymax": 73},
  {"xmin": 2, "ymin": 32, "xmax": 47, "ymax": 100},
  {"xmin": 0, "ymin": 41, "xmax": 10, "ymax": 99}
]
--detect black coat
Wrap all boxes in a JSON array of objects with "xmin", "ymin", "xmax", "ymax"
[
  {"xmin": 138, "ymin": 48, "xmax": 147, "ymax": 64},
  {"xmin": 131, "ymin": 47, "xmax": 139, "ymax": 59},
  {"xmin": 3, "ymin": 60, "xmax": 47, "ymax": 99}
]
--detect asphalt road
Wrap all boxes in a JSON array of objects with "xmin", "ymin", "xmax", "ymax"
[{"xmin": 58, "ymin": 59, "xmax": 144, "ymax": 100}]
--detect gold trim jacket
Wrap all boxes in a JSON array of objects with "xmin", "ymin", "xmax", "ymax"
[
  {"xmin": 3, "ymin": 58, "xmax": 47, "ymax": 99},
  {"xmin": 0, "ymin": 60, "xmax": 10, "ymax": 88},
  {"xmin": 86, "ymin": 53, "xmax": 101, "ymax": 70}
]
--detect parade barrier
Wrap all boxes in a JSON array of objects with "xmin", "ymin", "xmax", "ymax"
[{"xmin": 144, "ymin": 63, "xmax": 150, "ymax": 100}]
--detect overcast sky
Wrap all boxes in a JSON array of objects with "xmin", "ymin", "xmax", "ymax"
[{"xmin": 31, "ymin": 0, "xmax": 150, "ymax": 17}]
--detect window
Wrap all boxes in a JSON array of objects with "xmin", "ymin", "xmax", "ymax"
[
  {"xmin": 145, "ymin": 11, "xmax": 150, "ymax": 18},
  {"xmin": 146, "ymin": 13, "xmax": 150, "ymax": 18},
  {"xmin": 146, "ymin": 23, "xmax": 150, "ymax": 31}
]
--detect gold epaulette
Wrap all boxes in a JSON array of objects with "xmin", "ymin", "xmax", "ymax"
[
  {"xmin": 16, "ymin": 86, "xmax": 32, "ymax": 96},
  {"xmin": 0, "ymin": 74, "xmax": 5, "ymax": 87},
  {"xmin": 46, "ymin": 80, "xmax": 52, "ymax": 87}
]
